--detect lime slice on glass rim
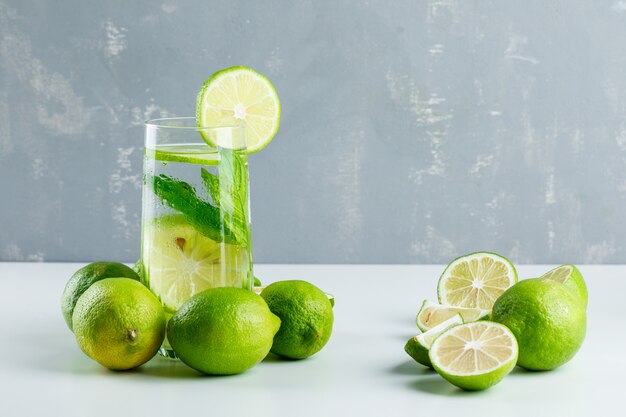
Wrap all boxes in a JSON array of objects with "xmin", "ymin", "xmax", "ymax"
[
  {"xmin": 429, "ymin": 321, "xmax": 518, "ymax": 391},
  {"xmin": 437, "ymin": 252, "xmax": 517, "ymax": 310},
  {"xmin": 405, "ymin": 314, "xmax": 463, "ymax": 368},
  {"xmin": 539, "ymin": 264, "xmax": 588, "ymax": 308},
  {"xmin": 143, "ymin": 215, "xmax": 250, "ymax": 312},
  {"xmin": 196, "ymin": 66, "xmax": 281, "ymax": 153},
  {"xmin": 416, "ymin": 300, "xmax": 490, "ymax": 332}
]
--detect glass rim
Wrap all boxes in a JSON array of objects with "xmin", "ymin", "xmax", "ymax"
[{"xmin": 145, "ymin": 116, "xmax": 243, "ymax": 131}]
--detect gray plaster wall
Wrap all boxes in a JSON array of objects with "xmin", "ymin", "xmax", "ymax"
[{"xmin": 2, "ymin": 0, "xmax": 626, "ymax": 264}]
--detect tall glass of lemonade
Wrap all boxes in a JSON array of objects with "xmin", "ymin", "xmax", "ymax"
[{"xmin": 141, "ymin": 117, "xmax": 252, "ymax": 358}]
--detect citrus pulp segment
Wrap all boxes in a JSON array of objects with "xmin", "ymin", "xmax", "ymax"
[
  {"xmin": 437, "ymin": 252, "xmax": 517, "ymax": 310},
  {"xmin": 429, "ymin": 321, "xmax": 518, "ymax": 390},
  {"xmin": 416, "ymin": 300, "xmax": 490, "ymax": 332},
  {"xmin": 196, "ymin": 66, "xmax": 281, "ymax": 153}
]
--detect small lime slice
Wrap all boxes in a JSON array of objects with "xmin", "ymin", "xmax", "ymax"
[
  {"xmin": 405, "ymin": 314, "xmax": 463, "ymax": 368},
  {"xmin": 429, "ymin": 321, "xmax": 518, "ymax": 391},
  {"xmin": 146, "ymin": 145, "xmax": 220, "ymax": 166},
  {"xmin": 539, "ymin": 264, "xmax": 587, "ymax": 308},
  {"xmin": 416, "ymin": 300, "xmax": 490, "ymax": 332},
  {"xmin": 143, "ymin": 215, "xmax": 250, "ymax": 311},
  {"xmin": 437, "ymin": 252, "xmax": 517, "ymax": 310},
  {"xmin": 196, "ymin": 66, "xmax": 280, "ymax": 153}
]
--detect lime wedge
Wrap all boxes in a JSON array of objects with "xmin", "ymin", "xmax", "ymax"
[
  {"xmin": 143, "ymin": 215, "xmax": 250, "ymax": 311},
  {"xmin": 437, "ymin": 252, "xmax": 517, "ymax": 310},
  {"xmin": 196, "ymin": 66, "xmax": 280, "ymax": 153},
  {"xmin": 416, "ymin": 300, "xmax": 490, "ymax": 332},
  {"xmin": 539, "ymin": 264, "xmax": 587, "ymax": 308},
  {"xmin": 405, "ymin": 314, "xmax": 463, "ymax": 368},
  {"xmin": 429, "ymin": 321, "xmax": 518, "ymax": 390}
]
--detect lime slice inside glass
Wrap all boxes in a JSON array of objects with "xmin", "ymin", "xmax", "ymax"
[
  {"xmin": 196, "ymin": 66, "xmax": 281, "ymax": 153},
  {"xmin": 143, "ymin": 215, "xmax": 250, "ymax": 311},
  {"xmin": 437, "ymin": 252, "xmax": 517, "ymax": 310},
  {"xmin": 429, "ymin": 321, "xmax": 518, "ymax": 390}
]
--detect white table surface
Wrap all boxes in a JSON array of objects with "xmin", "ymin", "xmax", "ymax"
[{"xmin": 0, "ymin": 263, "xmax": 622, "ymax": 417}]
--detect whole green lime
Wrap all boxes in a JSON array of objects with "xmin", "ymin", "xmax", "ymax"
[
  {"xmin": 167, "ymin": 287, "xmax": 281, "ymax": 375},
  {"xmin": 61, "ymin": 261, "xmax": 140, "ymax": 331},
  {"xmin": 72, "ymin": 278, "xmax": 166, "ymax": 370},
  {"xmin": 492, "ymin": 278, "xmax": 586, "ymax": 370},
  {"xmin": 261, "ymin": 280, "xmax": 334, "ymax": 359}
]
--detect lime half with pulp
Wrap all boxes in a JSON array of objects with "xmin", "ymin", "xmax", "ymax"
[
  {"xmin": 429, "ymin": 321, "xmax": 518, "ymax": 391},
  {"xmin": 437, "ymin": 252, "xmax": 517, "ymax": 310},
  {"xmin": 196, "ymin": 66, "xmax": 280, "ymax": 153},
  {"xmin": 143, "ymin": 215, "xmax": 250, "ymax": 311}
]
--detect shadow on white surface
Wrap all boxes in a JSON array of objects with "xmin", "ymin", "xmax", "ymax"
[
  {"xmin": 407, "ymin": 376, "xmax": 482, "ymax": 396},
  {"xmin": 136, "ymin": 357, "xmax": 207, "ymax": 379},
  {"xmin": 389, "ymin": 359, "xmax": 434, "ymax": 376},
  {"xmin": 260, "ymin": 352, "xmax": 302, "ymax": 363}
]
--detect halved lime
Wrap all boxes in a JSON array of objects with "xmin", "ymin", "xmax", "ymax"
[
  {"xmin": 429, "ymin": 321, "xmax": 518, "ymax": 391},
  {"xmin": 196, "ymin": 66, "xmax": 280, "ymax": 153},
  {"xmin": 437, "ymin": 252, "xmax": 517, "ymax": 310},
  {"xmin": 539, "ymin": 264, "xmax": 587, "ymax": 308},
  {"xmin": 142, "ymin": 215, "xmax": 250, "ymax": 311},
  {"xmin": 416, "ymin": 300, "xmax": 490, "ymax": 332},
  {"xmin": 405, "ymin": 314, "xmax": 463, "ymax": 367}
]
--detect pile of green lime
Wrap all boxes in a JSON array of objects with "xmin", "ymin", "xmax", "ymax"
[
  {"xmin": 62, "ymin": 263, "xmax": 334, "ymax": 374},
  {"xmin": 404, "ymin": 252, "xmax": 587, "ymax": 391},
  {"xmin": 61, "ymin": 67, "xmax": 335, "ymax": 375}
]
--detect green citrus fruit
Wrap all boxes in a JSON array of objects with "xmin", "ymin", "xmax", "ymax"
[
  {"xmin": 72, "ymin": 278, "xmax": 166, "ymax": 370},
  {"xmin": 196, "ymin": 66, "xmax": 281, "ymax": 153},
  {"xmin": 254, "ymin": 285, "xmax": 335, "ymax": 307},
  {"xmin": 61, "ymin": 261, "xmax": 140, "ymax": 331},
  {"xmin": 491, "ymin": 278, "xmax": 586, "ymax": 370},
  {"xmin": 437, "ymin": 252, "xmax": 517, "ymax": 310},
  {"xmin": 261, "ymin": 280, "xmax": 334, "ymax": 359},
  {"xmin": 429, "ymin": 321, "xmax": 518, "ymax": 390},
  {"xmin": 405, "ymin": 314, "xmax": 463, "ymax": 368},
  {"xmin": 539, "ymin": 264, "xmax": 588, "ymax": 308},
  {"xmin": 167, "ymin": 287, "xmax": 280, "ymax": 375}
]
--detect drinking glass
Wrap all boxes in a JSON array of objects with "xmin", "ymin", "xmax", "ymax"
[{"xmin": 141, "ymin": 117, "xmax": 253, "ymax": 358}]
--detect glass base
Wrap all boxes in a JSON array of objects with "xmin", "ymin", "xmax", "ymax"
[{"xmin": 158, "ymin": 347, "xmax": 179, "ymax": 360}]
